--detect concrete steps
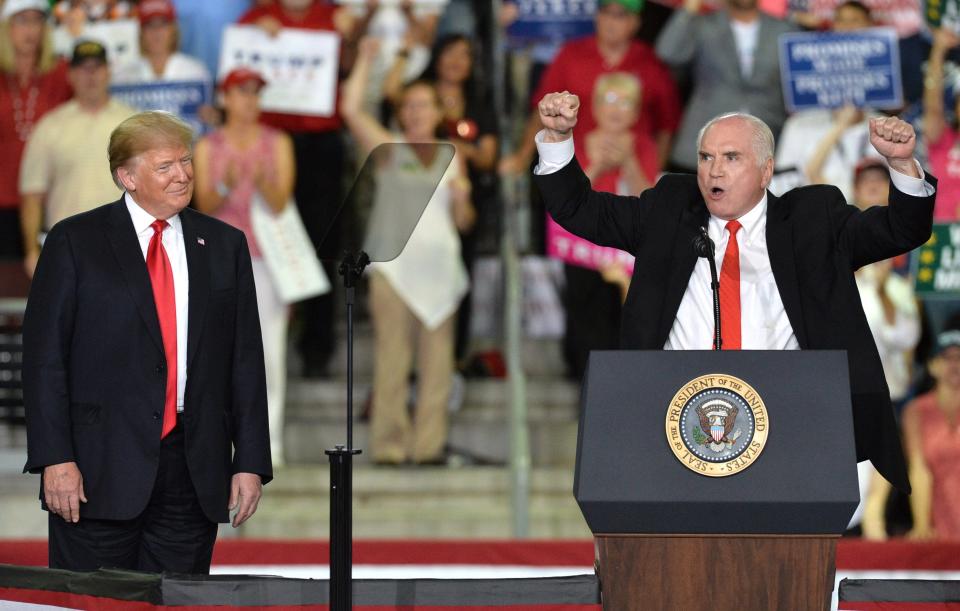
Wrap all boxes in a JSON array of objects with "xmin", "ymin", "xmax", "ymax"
[{"xmin": 230, "ymin": 464, "xmax": 590, "ymax": 540}]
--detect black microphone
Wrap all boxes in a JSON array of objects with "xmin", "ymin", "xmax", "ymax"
[{"xmin": 692, "ymin": 226, "xmax": 722, "ymax": 350}]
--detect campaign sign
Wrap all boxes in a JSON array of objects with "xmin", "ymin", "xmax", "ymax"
[
  {"xmin": 110, "ymin": 80, "xmax": 211, "ymax": 134},
  {"xmin": 546, "ymin": 215, "xmax": 635, "ymax": 276},
  {"xmin": 53, "ymin": 19, "xmax": 140, "ymax": 68},
  {"xmin": 914, "ymin": 223, "xmax": 960, "ymax": 297},
  {"xmin": 779, "ymin": 28, "xmax": 902, "ymax": 112},
  {"xmin": 507, "ymin": 0, "xmax": 598, "ymax": 43},
  {"xmin": 219, "ymin": 25, "xmax": 340, "ymax": 117}
]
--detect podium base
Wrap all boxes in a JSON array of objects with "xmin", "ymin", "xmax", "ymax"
[{"xmin": 595, "ymin": 534, "xmax": 837, "ymax": 611}]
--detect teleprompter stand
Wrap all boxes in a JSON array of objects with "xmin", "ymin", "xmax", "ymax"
[
  {"xmin": 317, "ymin": 143, "xmax": 455, "ymax": 611},
  {"xmin": 325, "ymin": 252, "xmax": 367, "ymax": 611}
]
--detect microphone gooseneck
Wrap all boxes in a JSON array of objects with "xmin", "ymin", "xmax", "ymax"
[{"xmin": 693, "ymin": 226, "xmax": 722, "ymax": 350}]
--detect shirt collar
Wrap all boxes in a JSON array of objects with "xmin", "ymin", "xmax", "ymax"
[
  {"xmin": 124, "ymin": 192, "xmax": 182, "ymax": 238},
  {"xmin": 709, "ymin": 192, "xmax": 767, "ymax": 244}
]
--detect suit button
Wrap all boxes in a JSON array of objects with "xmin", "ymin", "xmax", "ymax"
[
  {"xmin": 153, "ymin": 411, "xmax": 161, "ymax": 420},
  {"xmin": 155, "ymin": 364, "xmax": 164, "ymax": 373}
]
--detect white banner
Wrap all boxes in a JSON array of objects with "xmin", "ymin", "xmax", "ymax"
[
  {"xmin": 218, "ymin": 25, "xmax": 340, "ymax": 117},
  {"xmin": 250, "ymin": 193, "xmax": 330, "ymax": 304},
  {"xmin": 53, "ymin": 19, "xmax": 139, "ymax": 68}
]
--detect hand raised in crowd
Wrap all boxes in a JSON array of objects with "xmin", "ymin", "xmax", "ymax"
[
  {"xmin": 43, "ymin": 461, "xmax": 87, "ymax": 523},
  {"xmin": 833, "ymin": 104, "xmax": 862, "ymax": 130},
  {"xmin": 869, "ymin": 116, "xmax": 919, "ymax": 177},
  {"xmin": 538, "ymin": 91, "xmax": 580, "ymax": 142},
  {"xmin": 932, "ymin": 27, "xmax": 960, "ymax": 52}
]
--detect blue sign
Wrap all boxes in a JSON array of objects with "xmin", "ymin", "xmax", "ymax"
[
  {"xmin": 110, "ymin": 80, "xmax": 212, "ymax": 134},
  {"xmin": 778, "ymin": 28, "xmax": 902, "ymax": 112},
  {"xmin": 506, "ymin": 0, "xmax": 598, "ymax": 43}
]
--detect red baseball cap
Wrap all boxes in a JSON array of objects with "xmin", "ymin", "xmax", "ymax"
[
  {"xmin": 138, "ymin": 0, "xmax": 176, "ymax": 25},
  {"xmin": 219, "ymin": 67, "xmax": 268, "ymax": 92}
]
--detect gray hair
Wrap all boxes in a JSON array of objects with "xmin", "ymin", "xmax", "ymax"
[{"xmin": 696, "ymin": 112, "xmax": 775, "ymax": 168}]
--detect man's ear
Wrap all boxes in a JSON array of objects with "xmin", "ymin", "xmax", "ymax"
[
  {"xmin": 116, "ymin": 165, "xmax": 136, "ymax": 192},
  {"xmin": 761, "ymin": 157, "xmax": 774, "ymax": 190}
]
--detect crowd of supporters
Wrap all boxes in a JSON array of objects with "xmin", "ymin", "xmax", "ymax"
[{"xmin": 3, "ymin": 0, "xmax": 960, "ymax": 536}]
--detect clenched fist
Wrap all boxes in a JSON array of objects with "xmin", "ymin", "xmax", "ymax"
[
  {"xmin": 538, "ymin": 91, "xmax": 580, "ymax": 142},
  {"xmin": 869, "ymin": 116, "xmax": 919, "ymax": 178}
]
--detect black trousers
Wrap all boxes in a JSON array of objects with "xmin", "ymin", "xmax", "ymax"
[
  {"xmin": 0, "ymin": 208, "xmax": 24, "ymax": 259},
  {"xmin": 48, "ymin": 423, "xmax": 218, "ymax": 574},
  {"xmin": 562, "ymin": 264, "xmax": 622, "ymax": 381},
  {"xmin": 290, "ymin": 130, "xmax": 345, "ymax": 373}
]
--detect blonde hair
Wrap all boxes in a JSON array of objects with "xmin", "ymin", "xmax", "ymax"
[
  {"xmin": 109, "ymin": 111, "xmax": 194, "ymax": 188},
  {"xmin": 0, "ymin": 17, "xmax": 57, "ymax": 74},
  {"xmin": 592, "ymin": 72, "xmax": 642, "ymax": 107}
]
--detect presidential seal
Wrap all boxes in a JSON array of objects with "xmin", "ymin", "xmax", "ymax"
[{"xmin": 665, "ymin": 374, "xmax": 769, "ymax": 477}]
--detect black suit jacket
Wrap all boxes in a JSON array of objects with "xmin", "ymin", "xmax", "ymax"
[
  {"xmin": 22, "ymin": 198, "xmax": 273, "ymax": 523},
  {"xmin": 535, "ymin": 159, "xmax": 936, "ymax": 493}
]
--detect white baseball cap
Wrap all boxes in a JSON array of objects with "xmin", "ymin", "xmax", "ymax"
[{"xmin": 1, "ymin": 0, "xmax": 50, "ymax": 21}]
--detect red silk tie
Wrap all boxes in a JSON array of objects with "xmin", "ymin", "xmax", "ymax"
[
  {"xmin": 147, "ymin": 220, "xmax": 177, "ymax": 438},
  {"xmin": 719, "ymin": 220, "xmax": 742, "ymax": 350}
]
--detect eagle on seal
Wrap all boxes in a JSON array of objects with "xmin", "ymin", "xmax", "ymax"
[{"xmin": 696, "ymin": 399, "xmax": 738, "ymax": 444}]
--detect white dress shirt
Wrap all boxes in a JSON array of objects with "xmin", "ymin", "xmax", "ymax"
[
  {"xmin": 125, "ymin": 193, "xmax": 189, "ymax": 410},
  {"xmin": 533, "ymin": 131, "xmax": 936, "ymax": 350}
]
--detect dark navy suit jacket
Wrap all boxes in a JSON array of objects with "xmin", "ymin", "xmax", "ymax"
[{"xmin": 22, "ymin": 198, "xmax": 272, "ymax": 522}]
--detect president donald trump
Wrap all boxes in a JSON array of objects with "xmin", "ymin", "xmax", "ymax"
[{"xmin": 22, "ymin": 111, "xmax": 272, "ymax": 573}]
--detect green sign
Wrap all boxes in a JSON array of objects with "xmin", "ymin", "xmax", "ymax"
[
  {"xmin": 926, "ymin": 0, "xmax": 960, "ymax": 29},
  {"xmin": 914, "ymin": 223, "xmax": 960, "ymax": 296}
]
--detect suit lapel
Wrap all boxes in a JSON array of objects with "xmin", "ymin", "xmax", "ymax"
[
  {"xmin": 765, "ymin": 192, "xmax": 809, "ymax": 347},
  {"xmin": 105, "ymin": 198, "xmax": 164, "ymax": 354},
  {"xmin": 180, "ymin": 209, "xmax": 209, "ymax": 370},
  {"xmin": 658, "ymin": 194, "xmax": 709, "ymax": 345},
  {"xmin": 719, "ymin": 13, "xmax": 746, "ymax": 86}
]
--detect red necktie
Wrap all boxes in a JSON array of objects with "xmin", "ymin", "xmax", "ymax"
[
  {"xmin": 719, "ymin": 220, "xmax": 742, "ymax": 350},
  {"xmin": 147, "ymin": 220, "xmax": 178, "ymax": 438}
]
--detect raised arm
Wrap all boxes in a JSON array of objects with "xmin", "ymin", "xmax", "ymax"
[
  {"xmin": 923, "ymin": 28, "xmax": 959, "ymax": 146},
  {"xmin": 834, "ymin": 116, "xmax": 935, "ymax": 268},
  {"xmin": 533, "ymin": 92, "xmax": 653, "ymax": 254},
  {"xmin": 340, "ymin": 37, "xmax": 393, "ymax": 156},
  {"xmin": 655, "ymin": 0, "xmax": 702, "ymax": 67}
]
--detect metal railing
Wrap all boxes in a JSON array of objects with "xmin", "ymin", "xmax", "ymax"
[{"xmin": 491, "ymin": 0, "xmax": 531, "ymax": 539}]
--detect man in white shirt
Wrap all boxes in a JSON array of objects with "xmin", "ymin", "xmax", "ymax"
[
  {"xmin": 532, "ymin": 91, "xmax": 936, "ymax": 494},
  {"xmin": 22, "ymin": 111, "xmax": 272, "ymax": 574}
]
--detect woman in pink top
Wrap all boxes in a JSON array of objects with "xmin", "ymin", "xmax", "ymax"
[
  {"xmin": 922, "ymin": 27, "xmax": 960, "ymax": 221},
  {"xmin": 903, "ymin": 329, "xmax": 960, "ymax": 540},
  {"xmin": 194, "ymin": 67, "xmax": 296, "ymax": 467}
]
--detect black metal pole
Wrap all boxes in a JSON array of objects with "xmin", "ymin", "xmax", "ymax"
[{"xmin": 326, "ymin": 253, "xmax": 367, "ymax": 611}]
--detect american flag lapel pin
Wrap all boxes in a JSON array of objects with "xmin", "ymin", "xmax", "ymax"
[{"xmin": 197, "ymin": 237, "xmax": 206, "ymax": 246}]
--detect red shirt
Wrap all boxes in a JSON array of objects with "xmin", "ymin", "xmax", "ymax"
[
  {"xmin": 533, "ymin": 36, "xmax": 681, "ymax": 146},
  {"xmin": 238, "ymin": 2, "xmax": 342, "ymax": 133},
  {"xmin": 0, "ymin": 60, "xmax": 72, "ymax": 208}
]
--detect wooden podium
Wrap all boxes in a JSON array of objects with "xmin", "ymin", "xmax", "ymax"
[{"xmin": 575, "ymin": 351, "xmax": 859, "ymax": 611}]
